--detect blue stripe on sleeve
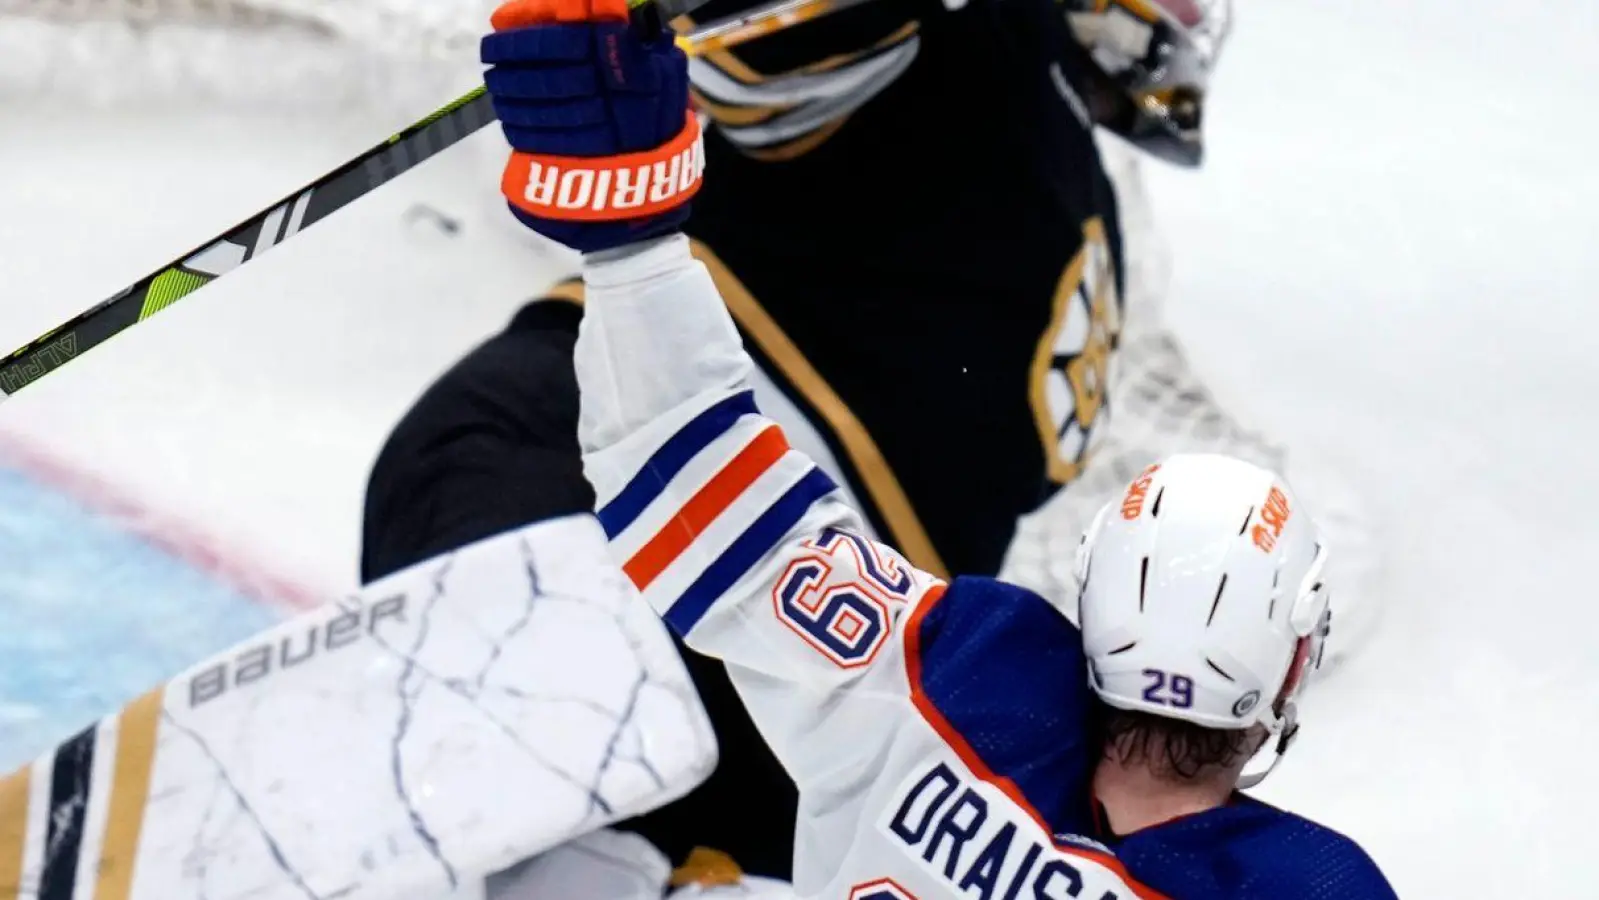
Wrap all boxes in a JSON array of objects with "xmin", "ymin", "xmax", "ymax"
[
  {"xmin": 663, "ymin": 467, "xmax": 838, "ymax": 635},
  {"xmin": 597, "ymin": 390, "xmax": 759, "ymax": 539}
]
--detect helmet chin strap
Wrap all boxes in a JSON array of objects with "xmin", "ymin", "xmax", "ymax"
[
  {"xmin": 1236, "ymin": 600, "xmax": 1327, "ymax": 790},
  {"xmin": 1235, "ymin": 702, "xmax": 1301, "ymax": 790}
]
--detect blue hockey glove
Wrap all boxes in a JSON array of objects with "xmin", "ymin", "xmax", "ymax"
[{"xmin": 483, "ymin": 0, "xmax": 702, "ymax": 254}]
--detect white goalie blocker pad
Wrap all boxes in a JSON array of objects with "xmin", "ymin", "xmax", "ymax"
[{"xmin": 0, "ymin": 514, "xmax": 717, "ymax": 900}]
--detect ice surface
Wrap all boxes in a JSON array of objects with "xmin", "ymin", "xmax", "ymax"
[
  {"xmin": 1, "ymin": 0, "xmax": 1595, "ymax": 894},
  {"xmin": 0, "ymin": 464, "xmax": 276, "ymax": 771},
  {"xmin": 0, "ymin": 106, "xmax": 575, "ymax": 593}
]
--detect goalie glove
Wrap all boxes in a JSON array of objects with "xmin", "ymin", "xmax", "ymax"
[{"xmin": 484, "ymin": 0, "xmax": 702, "ymax": 253}]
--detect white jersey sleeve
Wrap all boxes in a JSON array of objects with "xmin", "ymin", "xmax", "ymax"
[
  {"xmin": 577, "ymin": 235, "xmax": 945, "ymax": 810},
  {"xmin": 575, "ymin": 236, "xmax": 1155, "ymax": 900}
]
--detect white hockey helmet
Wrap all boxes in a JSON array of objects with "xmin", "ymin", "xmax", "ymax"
[{"xmin": 1075, "ymin": 453, "xmax": 1331, "ymax": 786}]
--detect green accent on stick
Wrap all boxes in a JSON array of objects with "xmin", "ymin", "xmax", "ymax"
[{"xmin": 139, "ymin": 269, "xmax": 212, "ymax": 320}]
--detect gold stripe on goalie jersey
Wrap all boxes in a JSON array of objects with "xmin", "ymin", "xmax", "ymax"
[
  {"xmin": 1029, "ymin": 218, "xmax": 1122, "ymax": 484},
  {"xmin": 675, "ymin": 18, "xmax": 920, "ymax": 160},
  {"xmin": 744, "ymin": 118, "xmax": 851, "ymax": 162},
  {"xmin": 690, "ymin": 240, "xmax": 950, "ymax": 578},
  {"xmin": 535, "ymin": 251, "xmax": 949, "ymax": 578},
  {"xmin": 0, "ymin": 767, "xmax": 27, "ymax": 899},
  {"xmin": 669, "ymin": 846, "xmax": 744, "ymax": 887},
  {"xmin": 542, "ymin": 277, "xmax": 587, "ymax": 307},
  {"xmin": 0, "ymin": 689, "xmax": 165, "ymax": 900},
  {"xmin": 1094, "ymin": 0, "xmax": 1166, "ymax": 24},
  {"xmin": 95, "ymin": 690, "xmax": 163, "ymax": 900},
  {"xmin": 687, "ymin": 92, "xmax": 793, "ymax": 127},
  {"xmin": 679, "ymin": 20, "xmax": 918, "ymax": 86}
]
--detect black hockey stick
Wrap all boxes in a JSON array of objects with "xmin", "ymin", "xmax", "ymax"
[
  {"xmin": 0, "ymin": 88, "xmax": 495, "ymax": 401},
  {"xmin": 0, "ymin": 0, "xmax": 877, "ymax": 402}
]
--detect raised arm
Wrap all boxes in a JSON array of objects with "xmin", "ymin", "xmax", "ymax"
[
  {"xmin": 478, "ymin": 0, "xmax": 950, "ymax": 792},
  {"xmin": 477, "ymin": 8, "xmax": 1174, "ymax": 895},
  {"xmin": 575, "ymin": 236, "xmax": 946, "ymax": 784}
]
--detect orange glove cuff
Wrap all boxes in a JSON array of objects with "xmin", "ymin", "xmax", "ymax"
[
  {"xmin": 491, "ymin": 0, "xmax": 628, "ymax": 30},
  {"xmin": 502, "ymin": 112, "xmax": 705, "ymax": 223}
]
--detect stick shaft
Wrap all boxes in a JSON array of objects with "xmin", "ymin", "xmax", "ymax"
[
  {"xmin": 0, "ymin": 90, "xmax": 496, "ymax": 400},
  {"xmin": 0, "ymin": 0, "xmax": 870, "ymax": 400}
]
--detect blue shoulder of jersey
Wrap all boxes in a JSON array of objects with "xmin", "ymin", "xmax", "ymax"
[
  {"xmin": 1114, "ymin": 794, "xmax": 1399, "ymax": 899},
  {"xmin": 909, "ymin": 575, "xmax": 1100, "ymax": 836},
  {"xmin": 912, "ymin": 578, "xmax": 1399, "ymax": 900}
]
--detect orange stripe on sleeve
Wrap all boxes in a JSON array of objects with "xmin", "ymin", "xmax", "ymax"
[
  {"xmin": 492, "ymin": 0, "xmax": 627, "ymax": 29},
  {"xmin": 624, "ymin": 425, "xmax": 790, "ymax": 589}
]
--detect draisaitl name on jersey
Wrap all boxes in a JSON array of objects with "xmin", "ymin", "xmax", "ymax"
[{"xmin": 879, "ymin": 757, "xmax": 1136, "ymax": 900}]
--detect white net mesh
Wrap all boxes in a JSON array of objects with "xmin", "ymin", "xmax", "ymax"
[
  {"xmin": 1001, "ymin": 136, "xmax": 1379, "ymax": 669},
  {"xmin": 0, "ymin": 0, "xmax": 495, "ymax": 110}
]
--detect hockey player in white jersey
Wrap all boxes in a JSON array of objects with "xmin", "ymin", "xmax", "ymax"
[
  {"xmin": 370, "ymin": 0, "xmax": 1376, "ymax": 884},
  {"xmin": 568, "ymin": 247, "xmax": 1397, "ymax": 897},
  {"xmin": 481, "ymin": 0, "xmax": 1398, "ymax": 894}
]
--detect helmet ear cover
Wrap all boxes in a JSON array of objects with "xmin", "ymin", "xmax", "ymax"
[
  {"xmin": 1236, "ymin": 544, "xmax": 1330, "ymax": 788},
  {"xmin": 1278, "ymin": 551, "xmax": 1332, "ymax": 708}
]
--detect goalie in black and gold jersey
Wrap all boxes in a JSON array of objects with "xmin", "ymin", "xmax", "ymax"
[{"xmin": 362, "ymin": 0, "xmax": 1233, "ymax": 883}]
